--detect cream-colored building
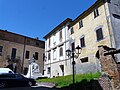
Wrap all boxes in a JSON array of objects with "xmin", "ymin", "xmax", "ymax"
[
  {"xmin": 44, "ymin": 0, "xmax": 120, "ymax": 77},
  {"xmin": 0, "ymin": 30, "xmax": 45, "ymax": 74},
  {"xmin": 68, "ymin": 0, "xmax": 120, "ymax": 74}
]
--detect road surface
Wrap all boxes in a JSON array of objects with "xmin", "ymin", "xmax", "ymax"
[{"xmin": 2, "ymin": 86, "xmax": 58, "ymax": 90}]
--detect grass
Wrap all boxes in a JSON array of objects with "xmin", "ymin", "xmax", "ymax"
[{"xmin": 37, "ymin": 71, "xmax": 101, "ymax": 88}]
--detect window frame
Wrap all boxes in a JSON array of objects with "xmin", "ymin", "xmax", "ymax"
[
  {"xmin": 79, "ymin": 20, "xmax": 83, "ymax": 29},
  {"xmin": 48, "ymin": 38, "xmax": 51, "ymax": 47},
  {"xmin": 59, "ymin": 47, "xmax": 63, "ymax": 57},
  {"xmin": 70, "ymin": 27, "xmax": 74, "ymax": 34},
  {"xmin": 25, "ymin": 50, "xmax": 30, "ymax": 59},
  {"xmin": 0, "ymin": 46, "xmax": 3, "ymax": 56},
  {"xmin": 59, "ymin": 30, "xmax": 63, "ymax": 41},
  {"xmin": 96, "ymin": 28, "xmax": 104, "ymax": 41},
  {"xmin": 71, "ymin": 42, "xmax": 75, "ymax": 52},
  {"xmin": 94, "ymin": 8, "xmax": 99, "ymax": 18},
  {"xmin": 35, "ymin": 52, "xmax": 38, "ymax": 60},
  {"xmin": 53, "ymin": 49, "xmax": 56, "ymax": 60},
  {"xmin": 48, "ymin": 52, "xmax": 51, "ymax": 60},
  {"xmin": 80, "ymin": 35, "xmax": 85, "ymax": 48},
  {"xmin": 36, "ymin": 42, "xmax": 39, "ymax": 46},
  {"xmin": 53, "ymin": 33, "xmax": 56, "ymax": 45},
  {"xmin": 47, "ymin": 67, "xmax": 51, "ymax": 74},
  {"xmin": 80, "ymin": 57, "xmax": 88, "ymax": 63},
  {"xmin": 11, "ymin": 48, "xmax": 17, "ymax": 60}
]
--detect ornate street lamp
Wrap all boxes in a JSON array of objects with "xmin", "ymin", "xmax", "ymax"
[
  {"xmin": 75, "ymin": 45, "xmax": 82, "ymax": 55},
  {"xmin": 66, "ymin": 49, "xmax": 71, "ymax": 57},
  {"xmin": 66, "ymin": 45, "xmax": 82, "ymax": 84}
]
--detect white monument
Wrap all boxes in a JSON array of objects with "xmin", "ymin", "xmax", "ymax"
[{"xmin": 25, "ymin": 56, "xmax": 42, "ymax": 79}]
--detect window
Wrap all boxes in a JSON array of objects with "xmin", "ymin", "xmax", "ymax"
[
  {"xmin": 11, "ymin": 48, "xmax": 17, "ymax": 60},
  {"xmin": 0, "ymin": 74, "xmax": 16, "ymax": 78},
  {"xmin": 94, "ymin": 8, "xmax": 99, "ymax": 18},
  {"xmin": 59, "ymin": 30, "xmax": 62, "ymax": 40},
  {"xmin": 60, "ymin": 65, "xmax": 64, "ymax": 76},
  {"xmin": 48, "ymin": 52, "xmax": 51, "ymax": 60},
  {"xmin": 96, "ymin": 28, "xmax": 103, "ymax": 41},
  {"xmin": 0, "ymin": 33, "xmax": 5, "ymax": 39},
  {"xmin": 26, "ymin": 40, "xmax": 30, "ymax": 44},
  {"xmin": 70, "ymin": 27, "xmax": 74, "ymax": 34},
  {"xmin": 113, "ymin": 14, "xmax": 120, "ymax": 19},
  {"xmin": 25, "ymin": 51, "xmax": 29, "ymax": 59},
  {"xmin": 59, "ymin": 47, "xmax": 63, "ymax": 56},
  {"xmin": 53, "ymin": 49, "xmax": 56, "ymax": 60},
  {"xmin": 43, "ymin": 54, "xmax": 46, "ymax": 62},
  {"xmin": 79, "ymin": 20, "xmax": 83, "ymax": 29},
  {"xmin": 0, "ymin": 46, "xmax": 3, "ymax": 56},
  {"xmin": 47, "ymin": 67, "xmax": 51, "ymax": 74},
  {"xmin": 80, "ymin": 57, "xmax": 88, "ymax": 63},
  {"xmin": 80, "ymin": 36, "xmax": 85, "ymax": 47},
  {"xmin": 48, "ymin": 38, "xmax": 51, "ymax": 47},
  {"xmin": 36, "ymin": 42, "xmax": 39, "ymax": 46},
  {"xmin": 35, "ymin": 52, "xmax": 38, "ymax": 60},
  {"xmin": 53, "ymin": 33, "xmax": 56, "ymax": 45},
  {"xmin": 71, "ymin": 42, "xmax": 75, "ymax": 52}
]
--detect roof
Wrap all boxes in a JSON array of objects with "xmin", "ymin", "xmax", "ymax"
[
  {"xmin": 0, "ymin": 29, "xmax": 45, "ymax": 48},
  {"xmin": 43, "ymin": 18, "xmax": 72, "ymax": 39},
  {"xmin": 0, "ymin": 68, "xmax": 14, "ymax": 74},
  {"xmin": 69, "ymin": 0, "xmax": 106, "ymax": 27},
  {"xmin": 0, "ymin": 29, "xmax": 44, "ymax": 43}
]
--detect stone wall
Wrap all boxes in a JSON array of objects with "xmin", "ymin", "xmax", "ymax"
[{"xmin": 97, "ymin": 46, "xmax": 120, "ymax": 90}]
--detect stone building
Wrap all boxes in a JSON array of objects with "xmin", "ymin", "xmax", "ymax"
[
  {"xmin": 44, "ymin": 0, "xmax": 120, "ymax": 78},
  {"xmin": 0, "ymin": 29, "xmax": 45, "ymax": 74},
  {"xmin": 43, "ymin": 18, "xmax": 72, "ymax": 77},
  {"xmin": 68, "ymin": 0, "xmax": 120, "ymax": 74}
]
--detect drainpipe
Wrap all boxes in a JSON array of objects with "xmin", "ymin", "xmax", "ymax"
[{"xmin": 21, "ymin": 37, "xmax": 26, "ymax": 73}]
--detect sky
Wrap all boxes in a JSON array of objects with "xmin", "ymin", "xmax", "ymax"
[{"xmin": 0, "ymin": 0, "xmax": 96, "ymax": 41}]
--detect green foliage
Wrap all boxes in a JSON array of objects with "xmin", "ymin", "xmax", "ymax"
[{"xmin": 37, "ymin": 71, "xmax": 101, "ymax": 88}]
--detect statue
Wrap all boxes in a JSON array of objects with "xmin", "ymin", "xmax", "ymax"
[{"xmin": 25, "ymin": 55, "xmax": 42, "ymax": 79}]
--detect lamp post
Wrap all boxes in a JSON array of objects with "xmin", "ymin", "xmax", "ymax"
[{"xmin": 66, "ymin": 45, "xmax": 82, "ymax": 84}]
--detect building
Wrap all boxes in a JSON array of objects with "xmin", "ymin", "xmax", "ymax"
[
  {"xmin": 44, "ymin": 0, "xmax": 120, "ymax": 77},
  {"xmin": 43, "ymin": 18, "xmax": 72, "ymax": 77},
  {"xmin": 0, "ymin": 29, "xmax": 45, "ymax": 74},
  {"xmin": 68, "ymin": 0, "xmax": 120, "ymax": 74}
]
